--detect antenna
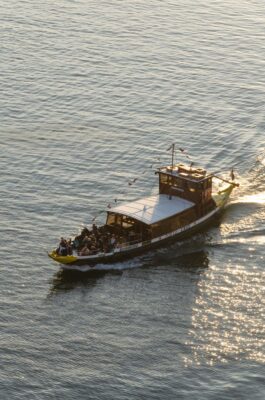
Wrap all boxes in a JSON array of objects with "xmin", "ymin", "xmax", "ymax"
[{"xmin": 171, "ymin": 143, "xmax": 175, "ymax": 170}]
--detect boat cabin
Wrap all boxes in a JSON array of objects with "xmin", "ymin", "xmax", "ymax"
[
  {"xmin": 105, "ymin": 163, "xmax": 215, "ymax": 243},
  {"xmin": 157, "ymin": 163, "xmax": 215, "ymax": 213},
  {"xmin": 106, "ymin": 193, "xmax": 199, "ymax": 243}
]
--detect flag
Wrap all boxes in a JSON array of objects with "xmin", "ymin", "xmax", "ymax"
[
  {"xmin": 179, "ymin": 147, "xmax": 191, "ymax": 159},
  {"xmin": 167, "ymin": 144, "xmax": 173, "ymax": 151},
  {"xmin": 230, "ymin": 168, "xmax": 235, "ymax": 181}
]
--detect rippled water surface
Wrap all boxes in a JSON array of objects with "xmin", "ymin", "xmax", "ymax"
[{"xmin": 1, "ymin": 1, "xmax": 265, "ymax": 399}]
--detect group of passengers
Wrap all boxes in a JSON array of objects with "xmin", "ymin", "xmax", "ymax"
[{"xmin": 56, "ymin": 224, "xmax": 128, "ymax": 257}]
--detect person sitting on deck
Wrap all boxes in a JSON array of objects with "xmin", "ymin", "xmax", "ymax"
[
  {"xmin": 116, "ymin": 236, "xmax": 125, "ymax": 249},
  {"xmin": 80, "ymin": 245, "xmax": 91, "ymax": 256},
  {"xmin": 66, "ymin": 239, "xmax": 73, "ymax": 255},
  {"xmin": 72, "ymin": 235, "xmax": 81, "ymax": 250},
  {"xmin": 56, "ymin": 237, "xmax": 68, "ymax": 256},
  {"xmin": 92, "ymin": 223, "xmax": 99, "ymax": 238},
  {"xmin": 81, "ymin": 227, "xmax": 90, "ymax": 237},
  {"xmin": 128, "ymin": 230, "xmax": 136, "ymax": 243},
  {"xmin": 81, "ymin": 235, "xmax": 91, "ymax": 247},
  {"xmin": 110, "ymin": 234, "xmax": 117, "ymax": 249}
]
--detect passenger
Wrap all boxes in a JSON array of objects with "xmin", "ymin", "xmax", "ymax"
[
  {"xmin": 90, "ymin": 233, "xmax": 96, "ymax": 242},
  {"xmin": 128, "ymin": 230, "xmax": 135, "ymax": 242},
  {"xmin": 103, "ymin": 242, "xmax": 111, "ymax": 253},
  {"xmin": 92, "ymin": 223, "xmax": 98, "ymax": 235},
  {"xmin": 57, "ymin": 237, "xmax": 67, "ymax": 256},
  {"xmin": 67, "ymin": 239, "xmax": 73, "ymax": 255},
  {"xmin": 82, "ymin": 235, "xmax": 91, "ymax": 247},
  {"xmin": 116, "ymin": 236, "xmax": 125, "ymax": 249},
  {"xmin": 73, "ymin": 236, "xmax": 80, "ymax": 250},
  {"xmin": 90, "ymin": 244, "xmax": 98, "ymax": 255},
  {"xmin": 110, "ymin": 234, "xmax": 117, "ymax": 248},
  {"xmin": 80, "ymin": 245, "xmax": 91, "ymax": 256},
  {"xmin": 98, "ymin": 226, "xmax": 105, "ymax": 235},
  {"xmin": 98, "ymin": 237, "xmax": 104, "ymax": 252},
  {"xmin": 81, "ymin": 227, "xmax": 90, "ymax": 237}
]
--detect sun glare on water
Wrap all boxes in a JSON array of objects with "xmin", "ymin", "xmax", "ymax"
[
  {"xmin": 184, "ymin": 263, "xmax": 265, "ymax": 366},
  {"xmin": 238, "ymin": 192, "xmax": 265, "ymax": 205}
]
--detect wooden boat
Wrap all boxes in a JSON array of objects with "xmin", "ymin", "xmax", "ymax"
[{"xmin": 49, "ymin": 154, "xmax": 238, "ymax": 270}]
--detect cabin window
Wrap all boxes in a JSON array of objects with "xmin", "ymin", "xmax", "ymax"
[
  {"xmin": 116, "ymin": 215, "xmax": 122, "ymax": 226},
  {"xmin": 107, "ymin": 213, "xmax": 115, "ymax": 225},
  {"xmin": 150, "ymin": 209, "xmax": 196, "ymax": 239},
  {"xmin": 122, "ymin": 216, "xmax": 135, "ymax": 228},
  {"xmin": 172, "ymin": 177, "xmax": 185, "ymax": 190},
  {"xmin": 187, "ymin": 181, "xmax": 197, "ymax": 192},
  {"xmin": 107, "ymin": 213, "xmax": 123, "ymax": 226},
  {"xmin": 172, "ymin": 177, "xmax": 180, "ymax": 188},
  {"xmin": 160, "ymin": 174, "xmax": 168, "ymax": 184}
]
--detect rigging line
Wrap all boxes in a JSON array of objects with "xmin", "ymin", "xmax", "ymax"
[
  {"xmin": 98, "ymin": 142, "xmax": 238, "ymax": 219},
  {"xmin": 90, "ymin": 157, "xmax": 158, "ymax": 223}
]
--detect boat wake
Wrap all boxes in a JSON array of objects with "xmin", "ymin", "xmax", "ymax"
[
  {"xmin": 233, "ymin": 191, "xmax": 265, "ymax": 205},
  {"xmin": 60, "ymin": 257, "xmax": 146, "ymax": 272},
  {"xmin": 207, "ymin": 226, "xmax": 265, "ymax": 249}
]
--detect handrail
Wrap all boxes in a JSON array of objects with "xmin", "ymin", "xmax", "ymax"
[
  {"xmin": 120, "ymin": 238, "xmax": 143, "ymax": 248},
  {"xmin": 76, "ymin": 236, "xmax": 143, "ymax": 256},
  {"xmin": 212, "ymin": 174, "xmax": 239, "ymax": 187}
]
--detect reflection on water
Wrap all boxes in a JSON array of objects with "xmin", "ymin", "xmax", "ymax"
[
  {"xmin": 160, "ymin": 248, "xmax": 210, "ymax": 273},
  {"xmin": 185, "ymin": 261, "xmax": 265, "ymax": 365},
  {"xmin": 173, "ymin": 249, "xmax": 209, "ymax": 271},
  {"xmin": 48, "ymin": 269, "xmax": 122, "ymax": 296},
  {"xmin": 48, "ymin": 249, "xmax": 210, "ymax": 295},
  {"xmin": 185, "ymin": 172, "xmax": 265, "ymax": 365}
]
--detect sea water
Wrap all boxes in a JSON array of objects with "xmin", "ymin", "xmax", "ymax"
[{"xmin": 0, "ymin": 1, "xmax": 264, "ymax": 399}]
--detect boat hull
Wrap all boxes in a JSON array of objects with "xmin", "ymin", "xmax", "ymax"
[{"xmin": 49, "ymin": 186, "xmax": 232, "ymax": 270}]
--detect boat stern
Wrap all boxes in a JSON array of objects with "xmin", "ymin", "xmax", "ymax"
[{"xmin": 213, "ymin": 183, "xmax": 237, "ymax": 208}]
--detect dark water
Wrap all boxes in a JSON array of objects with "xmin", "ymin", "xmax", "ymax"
[{"xmin": 1, "ymin": 1, "xmax": 265, "ymax": 399}]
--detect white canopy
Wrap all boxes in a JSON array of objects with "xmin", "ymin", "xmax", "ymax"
[{"xmin": 108, "ymin": 194, "xmax": 195, "ymax": 225}]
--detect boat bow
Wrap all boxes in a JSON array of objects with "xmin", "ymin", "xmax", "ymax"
[{"xmin": 48, "ymin": 250, "xmax": 78, "ymax": 265}]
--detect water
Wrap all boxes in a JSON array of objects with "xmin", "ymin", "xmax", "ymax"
[{"xmin": 1, "ymin": 1, "xmax": 265, "ymax": 399}]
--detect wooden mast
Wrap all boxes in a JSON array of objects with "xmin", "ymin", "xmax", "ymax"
[{"xmin": 171, "ymin": 143, "xmax": 175, "ymax": 171}]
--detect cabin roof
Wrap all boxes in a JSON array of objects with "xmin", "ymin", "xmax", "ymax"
[
  {"xmin": 108, "ymin": 194, "xmax": 195, "ymax": 225},
  {"xmin": 157, "ymin": 164, "xmax": 213, "ymax": 183}
]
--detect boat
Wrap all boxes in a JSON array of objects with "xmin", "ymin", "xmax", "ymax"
[{"xmin": 48, "ymin": 149, "xmax": 238, "ymax": 270}]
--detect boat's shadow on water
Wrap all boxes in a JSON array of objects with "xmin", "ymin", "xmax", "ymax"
[
  {"xmin": 149, "ymin": 248, "xmax": 210, "ymax": 271},
  {"xmin": 48, "ymin": 268, "xmax": 122, "ymax": 295},
  {"xmin": 48, "ymin": 243, "xmax": 210, "ymax": 295}
]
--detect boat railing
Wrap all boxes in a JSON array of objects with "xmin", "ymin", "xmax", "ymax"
[
  {"xmin": 119, "ymin": 238, "xmax": 143, "ymax": 249},
  {"xmin": 76, "ymin": 237, "xmax": 143, "ymax": 256}
]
